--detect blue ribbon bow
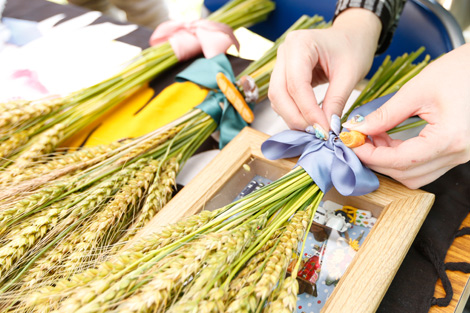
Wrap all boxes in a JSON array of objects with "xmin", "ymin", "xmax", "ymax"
[
  {"xmin": 262, "ymin": 94, "xmax": 397, "ymax": 196},
  {"xmin": 176, "ymin": 54, "xmax": 254, "ymax": 148},
  {"xmin": 262, "ymin": 92, "xmax": 403, "ymax": 197},
  {"xmin": 262, "ymin": 129, "xmax": 379, "ymax": 196}
]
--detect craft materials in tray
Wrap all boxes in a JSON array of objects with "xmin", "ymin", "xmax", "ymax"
[{"xmin": 236, "ymin": 179, "xmax": 377, "ymax": 313}]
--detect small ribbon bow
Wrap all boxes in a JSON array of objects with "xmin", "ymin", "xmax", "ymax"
[
  {"xmin": 150, "ymin": 19, "xmax": 240, "ymax": 61},
  {"xmin": 176, "ymin": 54, "xmax": 254, "ymax": 148},
  {"xmin": 261, "ymin": 129, "xmax": 379, "ymax": 196}
]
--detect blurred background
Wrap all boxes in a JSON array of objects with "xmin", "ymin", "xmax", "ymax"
[{"xmin": 48, "ymin": 0, "xmax": 470, "ymax": 43}]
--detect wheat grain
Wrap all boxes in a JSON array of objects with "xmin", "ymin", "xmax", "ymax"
[
  {"xmin": 254, "ymin": 210, "xmax": 308, "ymax": 301},
  {"xmin": 0, "ymin": 99, "xmax": 30, "ymax": 113},
  {"xmin": 263, "ymin": 276, "xmax": 299, "ymax": 313},
  {"xmin": 114, "ymin": 218, "xmax": 262, "ymax": 313},
  {"xmin": 117, "ymin": 157, "xmax": 178, "ymax": 243},
  {"xmin": 57, "ymin": 160, "xmax": 158, "ymax": 278},
  {"xmin": 19, "ymin": 162, "xmax": 143, "ymax": 287},
  {"xmin": 0, "ymin": 195, "xmax": 78, "ymax": 280},
  {"xmin": 0, "ymin": 98, "xmax": 64, "ymax": 130},
  {"xmin": 24, "ymin": 251, "xmax": 144, "ymax": 310},
  {"xmin": 0, "ymin": 182, "xmax": 69, "ymax": 235},
  {"xmin": 7, "ymin": 123, "xmax": 67, "ymax": 171},
  {"xmin": 0, "ymin": 124, "xmax": 40, "ymax": 160},
  {"xmin": 7, "ymin": 142, "xmax": 123, "ymax": 186},
  {"xmin": 167, "ymin": 217, "xmax": 265, "ymax": 313}
]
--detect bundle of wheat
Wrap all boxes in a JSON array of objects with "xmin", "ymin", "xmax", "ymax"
[{"xmin": 0, "ymin": 16, "xmax": 328, "ymax": 306}]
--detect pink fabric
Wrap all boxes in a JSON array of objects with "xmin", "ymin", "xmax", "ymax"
[
  {"xmin": 149, "ymin": 19, "xmax": 240, "ymax": 61},
  {"xmin": 12, "ymin": 69, "xmax": 48, "ymax": 94}
]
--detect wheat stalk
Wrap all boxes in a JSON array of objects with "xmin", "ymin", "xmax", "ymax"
[
  {"xmin": 263, "ymin": 276, "xmax": 299, "ymax": 313},
  {"xmin": 56, "ymin": 159, "xmax": 159, "ymax": 278},
  {"xmin": 4, "ymin": 141, "xmax": 124, "ymax": 187},
  {"xmin": 0, "ymin": 194, "xmax": 78, "ymax": 280},
  {"xmin": 167, "ymin": 217, "xmax": 265, "ymax": 313},
  {"xmin": 116, "ymin": 156, "xmax": 178, "ymax": 244},
  {"xmin": 0, "ymin": 98, "xmax": 64, "ymax": 132},
  {"xmin": 17, "ymin": 162, "xmax": 145, "ymax": 288},
  {"xmin": 0, "ymin": 182, "xmax": 69, "ymax": 236},
  {"xmin": 254, "ymin": 210, "xmax": 308, "ymax": 301},
  {"xmin": 0, "ymin": 124, "xmax": 41, "ymax": 161},
  {"xmin": 22, "ymin": 251, "xmax": 145, "ymax": 311}
]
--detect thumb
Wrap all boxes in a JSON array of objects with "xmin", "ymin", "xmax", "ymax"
[
  {"xmin": 323, "ymin": 74, "xmax": 356, "ymax": 127},
  {"xmin": 344, "ymin": 91, "xmax": 419, "ymax": 136}
]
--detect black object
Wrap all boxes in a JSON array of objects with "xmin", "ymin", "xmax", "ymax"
[{"xmin": 378, "ymin": 162, "xmax": 470, "ymax": 313}]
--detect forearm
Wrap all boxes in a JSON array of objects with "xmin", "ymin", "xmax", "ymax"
[
  {"xmin": 335, "ymin": 0, "xmax": 407, "ymax": 54},
  {"xmin": 332, "ymin": 8, "xmax": 382, "ymax": 65}
]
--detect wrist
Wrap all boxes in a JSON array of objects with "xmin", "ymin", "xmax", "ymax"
[{"xmin": 333, "ymin": 8, "xmax": 381, "ymax": 56}]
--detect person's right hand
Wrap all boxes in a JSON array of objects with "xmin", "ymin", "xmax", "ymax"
[
  {"xmin": 345, "ymin": 43, "xmax": 470, "ymax": 189},
  {"xmin": 268, "ymin": 8, "xmax": 382, "ymax": 133}
]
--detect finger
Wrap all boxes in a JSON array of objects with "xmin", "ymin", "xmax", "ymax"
[
  {"xmin": 401, "ymin": 165, "xmax": 455, "ymax": 189},
  {"xmin": 367, "ymin": 153, "xmax": 459, "ymax": 183},
  {"xmin": 345, "ymin": 87, "xmax": 424, "ymax": 136},
  {"xmin": 368, "ymin": 133, "xmax": 403, "ymax": 148},
  {"xmin": 322, "ymin": 70, "xmax": 357, "ymax": 125},
  {"xmin": 283, "ymin": 39, "xmax": 329, "ymax": 131},
  {"xmin": 353, "ymin": 126, "xmax": 443, "ymax": 170},
  {"xmin": 268, "ymin": 45, "xmax": 309, "ymax": 130},
  {"xmin": 369, "ymin": 163, "xmax": 455, "ymax": 189}
]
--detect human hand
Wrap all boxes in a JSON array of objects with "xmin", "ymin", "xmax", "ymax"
[
  {"xmin": 345, "ymin": 43, "xmax": 470, "ymax": 189},
  {"xmin": 268, "ymin": 8, "xmax": 381, "ymax": 133}
]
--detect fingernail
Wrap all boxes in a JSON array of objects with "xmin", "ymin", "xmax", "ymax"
[
  {"xmin": 342, "ymin": 114, "xmax": 365, "ymax": 129},
  {"xmin": 306, "ymin": 124, "xmax": 328, "ymax": 140}
]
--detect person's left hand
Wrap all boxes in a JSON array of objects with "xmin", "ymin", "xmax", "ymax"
[{"xmin": 343, "ymin": 43, "xmax": 470, "ymax": 189}]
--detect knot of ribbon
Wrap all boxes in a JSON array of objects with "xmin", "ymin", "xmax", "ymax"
[
  {"xmin": 176, "ymin": 54, "xmax": 254, "ymax": 148},
  {"xmin": 150, "ymin": 19, "xmax": 240, "ymax": 61},
  {"xmin": 261, "ymin": 129, "xmax": 379, "ymax": 196}
]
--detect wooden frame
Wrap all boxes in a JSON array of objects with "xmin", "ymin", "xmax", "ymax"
[{"xmin": 133, "ymin": 127, "xmax": 435, "ymax": 313}]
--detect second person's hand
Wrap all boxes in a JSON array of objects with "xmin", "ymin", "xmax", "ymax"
[
  {"xmin": 346, "ymin": 43, "xmax": 470, "ymax": 189},
  {"xmin": 268, "ymin": 8, "xmax": 382, "ymax": 133}
]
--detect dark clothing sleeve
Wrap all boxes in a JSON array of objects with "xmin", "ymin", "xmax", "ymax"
[{"xmin": 334, "ymin": 0, "xmax": 407, "ymax": 54}]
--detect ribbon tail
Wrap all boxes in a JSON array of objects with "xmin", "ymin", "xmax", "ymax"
[
  {"xmin": 261, "ymin": 130, "xmax": 316, "ymax": 160},
  {"xmin": 331, "ymin": 143, "xmax": 379, "ymax": 196},
  {"xmin": 218, "ymin": 99, "xmax": 248, "ymax": 148}
]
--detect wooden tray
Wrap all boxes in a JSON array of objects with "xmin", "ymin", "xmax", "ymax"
[{"xmin": 132, "ymin": 127, "xmax": 435, "ymax": 313}]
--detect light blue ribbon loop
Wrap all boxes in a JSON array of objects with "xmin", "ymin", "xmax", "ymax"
[
  {"xmin": 175, "ymin": 54, "xmax": 253, "ymax": 148},
  {"xmin": 344, "ymin": 92, "xmax": 396, "ymax": 127},
  {"xmin": 261, "ymin": 130, "xmax": 379, "ymax": 196}
]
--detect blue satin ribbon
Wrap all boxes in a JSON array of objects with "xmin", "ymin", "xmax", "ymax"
[
  {"xmin": 345, "ymin": 92, "xmax": 396, "ymax": 125},
  {"xmin": 262, "ymin": 95, "xmax": 400, "ymax": 196},
  {"xmin": 262, "ymin": 93, "xmax": 398, "ymax": 195},
  {"xmin": 176, "ymin": 54, "xmax": 254, "ymax": 148},
  {"xmin": 262, "ymin": 130, "xmax": 379, "ymax": 196}
]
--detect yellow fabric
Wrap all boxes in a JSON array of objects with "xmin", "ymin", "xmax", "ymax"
[{"xmin": 62, "ymin": 81, "xmax": 209, "ymax": 147}]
